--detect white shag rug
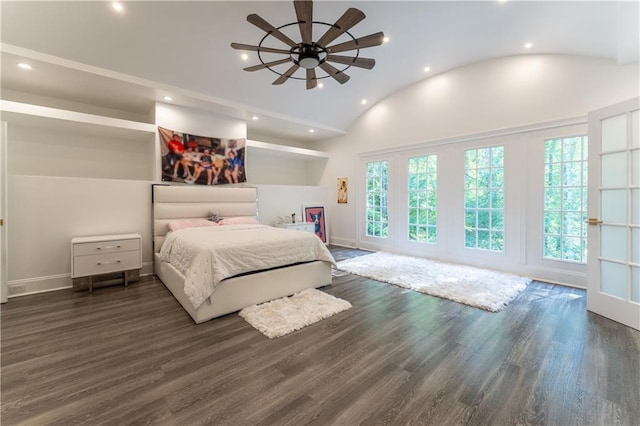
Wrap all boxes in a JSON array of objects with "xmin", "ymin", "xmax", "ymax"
[
  {"xmin": 239, "ymin": 288, "xmax": 352, "ymax": 338},
  {"xmin": 336, "ymin": 252, "xmax": 530, "ymax": 312}
]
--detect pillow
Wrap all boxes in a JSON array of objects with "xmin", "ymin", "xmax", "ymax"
[
  {"xmin": 167, "ymin": 218, "xmax": 220, "ymax": 232},
  {"xmin": 218, "ymin": 216, "xmax": 260, "ymax": 225}
]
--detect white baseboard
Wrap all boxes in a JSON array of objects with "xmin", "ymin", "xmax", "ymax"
[
  {"xmin": 330, "ymin": 237, "xmax": 356, "ymax": 248},
  {"xmin": 8, "ymin": 261, "xmax": 154, "ymax": 298}
]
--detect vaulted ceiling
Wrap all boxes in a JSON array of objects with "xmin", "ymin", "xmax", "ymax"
[{"xmin": 1, "ymin": 1, "xmax": 638, "ymax": 141}]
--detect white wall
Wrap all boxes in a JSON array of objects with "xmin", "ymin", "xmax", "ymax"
[
  {"xmin": 8, "ymin": 125, "xmax": 154, "ymax": 180},
  {"xmin": 5, "ymin": 101, "xmax": 330, "ymax": 296},
  {"xmin": 7, "ymin": 176, "xmax": 154, "ymax": 294},
  {"xmin": 255, "ymin": 185, "xmax": 328, "ymax": 226},
  {"xmin": 246, "ymin": 151, "xmax": 312, "ymax": 186},
  {"xmin": 313, "ymin": 55, "xmax": 639, "ymax": 287}
]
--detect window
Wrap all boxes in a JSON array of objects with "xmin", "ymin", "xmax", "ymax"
[
  {"xmin": 543, "ymin": 136, "xmax": 588, "ymax": 262},
  {"xmin": 366, "ymin": 161, "xmax": 389, "ymax": 238},
  {"xmin": 464, "ymin": 146, "xmax": 504, "ymax": 251},
  {"xmin": 408, "ymin": 155, "xmax": 437, "ymax": 243}
]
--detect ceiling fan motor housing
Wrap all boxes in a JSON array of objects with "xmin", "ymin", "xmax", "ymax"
[{"xmin": 298, "ymin": 45, "xmax": 321, "ymax": 69}]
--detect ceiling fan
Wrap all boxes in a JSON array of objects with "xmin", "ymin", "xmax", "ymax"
[{"xmin": 230, "ymin": 0, "xmax": 385, "ymax": 90}]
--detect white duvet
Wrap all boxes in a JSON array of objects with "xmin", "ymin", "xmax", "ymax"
[{"xmin": 158, "ymin": 224, "xmax": 336, "ymax": 309}]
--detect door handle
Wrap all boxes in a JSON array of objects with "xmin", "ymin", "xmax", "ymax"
[{"xmin": 586, "ymin": 218, "xmax": 603, "ymax": 225}]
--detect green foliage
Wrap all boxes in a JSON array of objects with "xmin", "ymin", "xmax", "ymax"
[
  {"xmin": 366, "ymin": 161, "xmax": 389, "ymax": 238},
  {"xmin": 543, "ymin": 136, "xmax": 588, "ymax": 262},
  {"xmin": 408, "ymin": 155, "xmax": 437, "ymax": 243},
  {"xmin": 464, "ymin": 146, "xmax": 504, "ymax": 251}
]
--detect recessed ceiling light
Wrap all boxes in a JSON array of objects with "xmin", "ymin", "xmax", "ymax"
[
  {"xmin": 383, "ymin": 36, "xmax": 390, "ymax": 43},
  {"xmin": 17, "ymin": 62, "xmax": 32, "ymax": 70},
  {"xmin": 112, "ymin": 2, "xmax": 124, "ymax": 12},
  {"xmin": 524, "ymin": 42, "xmax": 533, "ymax": 49},
  {"xmin": 361, "ymin": 99, "xmax": 368, "ymax": 105},
  {"xmin": 309, "ymin": 129, "xmax": 315, "ymax": 133},
  {"xmin": 317, "ymin": 82, "xmax": 324, "ymax": 88},
  {"xmin": 424, "ymin": 66, "xmax": 431, "ymax": 72},
  {"xmin": 163, "ymin": 95, "xmax": 173, "ymax": 101},
  {"xmin": 241, "ymin": 53, "xmax": 249, "ymax": 61},
  {"xmin": 251, "ymin": 115, "xmax": 259, "ymax": 120}
]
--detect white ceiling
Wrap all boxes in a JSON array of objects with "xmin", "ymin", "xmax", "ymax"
[{"xmin": 1, "ymin": 1, "xmax": 638, "ymax": 142}]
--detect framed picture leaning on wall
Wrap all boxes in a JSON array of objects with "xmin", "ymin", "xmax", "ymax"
[{"xmin": 302, "ymin": 204, "xmax": 327, "ymax": 244}]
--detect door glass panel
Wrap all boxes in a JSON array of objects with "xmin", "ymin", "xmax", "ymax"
[
  {"xmin": 601, "ymin": 225, "xmax": 627, "ymax": 261},
  {"xmin": 602, "ymin": 113, "xmax": 628, "ymax": 151},
  {"xmin": 632, "ymin": 189, "xmax": 640, "ymax": 225},
  {"xmin": 632, "ymin": 149, "xmax": 640, "ymax": 186},
  {"xmin": 631, "ymin": 228, "xmax": 640, "ymax": 264},
  {"xmin": 601, "ymin": 189, "xmax": 627, "ymax": 224},
  {"xmin": 632, "ymin": 110, "xmax": 639, "ymax": 148},
  {"xmin": 601, "ymin": 152, "xmax": 627, "ymax": 187},
  {"xmin": 631, "ymin": 267, "xmax": 640, "ymax": 303},
  {"xmin": 600, "ymin": 260, "xmax": 627, "ymax": 298}
]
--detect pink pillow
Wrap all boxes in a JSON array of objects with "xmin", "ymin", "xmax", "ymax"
[
  {"xmin": 167, "ymin": 218, "xmax": 220, "ymax": 232},
  {"xmin": 218, "ymin": 217, "xmax": 260, "ymax": 225}
]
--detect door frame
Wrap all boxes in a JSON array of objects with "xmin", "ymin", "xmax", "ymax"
[{"xmin": 1, "ymin": 121, "xmax": 7, "ymax": 303}]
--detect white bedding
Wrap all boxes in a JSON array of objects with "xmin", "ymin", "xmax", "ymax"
[{"xmin": 158, "ymin": 224, "xmax": 336, "ymax": 309}]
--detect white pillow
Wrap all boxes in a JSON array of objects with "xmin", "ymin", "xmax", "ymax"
[{"xmin": 218, "ymin": 217, "xmax": 260, "ymax": 225}]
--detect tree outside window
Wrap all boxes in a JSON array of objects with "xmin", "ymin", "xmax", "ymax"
[
  {"xmin": 543, "ymin": 136, "xmax": 588, "ymax": 262},
  {"xmin": 464, "ymin": 146, "xmax": 504, "ymax": 251},
  {"xmin": 408, "ymin": 155, "xmax": 437, "ymax": 243},
  {"xmin": 366, "ymin": 161, "xmax": 389, "ymax": 238}
]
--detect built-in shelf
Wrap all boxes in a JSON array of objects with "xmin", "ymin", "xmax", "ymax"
[
  {"xmin": 0, "ymin": 100, "xmax": 156, "ymax": 138},
  {"xmin": 247, "ymin": 139, "xmax": 329, "ymax": 160}
]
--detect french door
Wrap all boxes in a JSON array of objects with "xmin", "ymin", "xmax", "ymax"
[{"xmin": 587, "ymin": 97, "xmax": 639, "ymax": 330}]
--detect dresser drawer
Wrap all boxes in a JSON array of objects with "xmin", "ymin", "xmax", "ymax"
[
  {"xmin": 73, "ymin": 238, "xmax": 139, "ymax": 256},
  {"xmin": 73, "ymin": 250, "xmax": 141, "ymax": 278}
]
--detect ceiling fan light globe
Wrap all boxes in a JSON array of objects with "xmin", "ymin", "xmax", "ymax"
[{"xmin": 299, "ymin": 56, "xmax": 320, "ymax": 69}]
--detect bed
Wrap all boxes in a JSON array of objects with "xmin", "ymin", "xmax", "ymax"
[{"xmin": 152, "ymin": 184, "xmax": 335, "ymax": 323}]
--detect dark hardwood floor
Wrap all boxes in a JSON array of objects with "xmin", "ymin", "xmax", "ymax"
[{"xmin": 2, "ymin": 246, "xmax": 639, "ymax": 425}]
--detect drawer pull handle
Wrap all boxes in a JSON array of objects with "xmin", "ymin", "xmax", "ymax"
[
  {"xmin": 97, "ymin": 260, "xmax": 121, "ymax": 266},
  {"xmin": 96, "ymin": 245, "xmax": 121, "ymax": 250}
]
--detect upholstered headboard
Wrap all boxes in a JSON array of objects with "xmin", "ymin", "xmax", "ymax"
[{"xmin": 152, "ymin": 184, "xmax": 258, "ymax": 252}]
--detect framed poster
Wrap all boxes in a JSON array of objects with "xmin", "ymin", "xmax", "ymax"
[
  {"xmin": 302, "ymin": 204, "xmax": 327, "ymax": 244},
  {"xmin": 337, "ymin": 177, "xmax": 348, "ymax": 204}
]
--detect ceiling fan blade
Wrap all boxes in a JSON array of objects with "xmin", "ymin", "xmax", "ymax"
[
  {"xmin": 294, "ymin": 0, "xmax": 313, "ymax": 45},
  {"xmin": 231, "ymin": 42, "xmax": 291, "ymax": 55},
  {"xmin": 306, "ymin": 68, "xmax": 318, "ymax": 90},
  {"xmin": 326, "ymin": 32, "xmax": 385, "ymax": 54},
  {"xmin": 244, "ymin": 58, "xmax": 292, "ymax": 72},
  {"xmin": 247, "ymin": 14, "xmax": 298, "ymax": 48},
  {"xmin": 326, "ymin": 55, "xmax": 375, "ymax": 70},
  {"xmin": 319, "ymin": 62, "xmax": 350, "ymax": 85},
  {"xmin": 273, "ymin": 64, "xmax": 301, "ymax": 85},
  {"xmin": 316, "ymin": 8, "xmax": 366, "ymax": 47}
]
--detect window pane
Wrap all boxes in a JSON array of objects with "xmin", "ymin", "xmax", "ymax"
[
  {"xmin": 408, "ymin": 155, "xmax": 437, "ymax": 243},
  {"xmin": 366, "ymin": 161, "xmax": 388, "ymax": 238},
  {"xmin": 543, "ymin": 136, "xmax": 588, "ymax": 262},
  {"xmin": 491, "ymin": 210, "xmax": 504, "ymax": 230},
  {"xmin": 464, "ymin": 146, "xmax": 504, "ymax": 252}
]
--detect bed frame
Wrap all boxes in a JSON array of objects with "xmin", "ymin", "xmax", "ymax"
[{"xmin": 152, "ymin": 184, "xmax": 333, "ymax": 323}]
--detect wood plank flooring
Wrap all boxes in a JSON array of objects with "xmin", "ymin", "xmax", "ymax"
[{"xmin": 2, "ymin": 246, "xmax": 639, "ymax": 425}]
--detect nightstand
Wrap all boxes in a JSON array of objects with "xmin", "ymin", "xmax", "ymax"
[
  {"xmin": 71, "ymin": 233, "xmax": 142, "ymax": 293},
  {"xmin": 275, "ymin": 222, "xmax": 316, "ymax": 233}
]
